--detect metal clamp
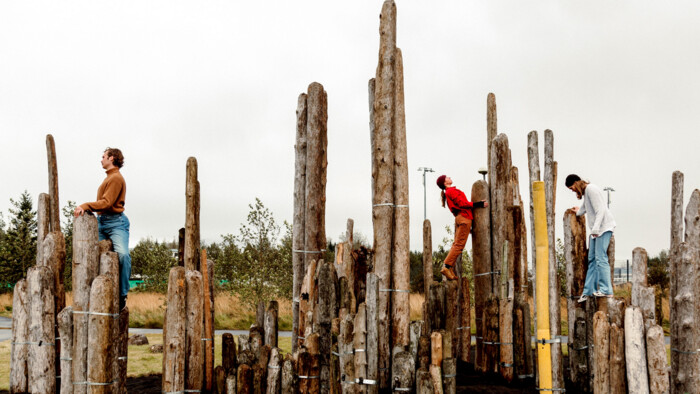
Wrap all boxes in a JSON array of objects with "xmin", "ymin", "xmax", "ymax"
[
  {"xmin": 355, "ymin": 377, "xmax": 377, "ymax": 385},
  {"xmin": 12, "ymin": 341, "xmax": 55, "ymax": 346},
  {"xmin": 518, "ymin": 374, "xmax": 535, "ymax": 379},
  {"xmin": 298, "ymin": 375, "xmax": 319, "ymax": 379},
  {"xmin": 500, "ymin": 363, "xmax": 514, "ymax": 368},
  {"xmin": 573, "ymin": 345, "xmax": 589, "ymax": 351},
  {"xmin": 443, "ymin": 373, "xmax": 457, "ymax": 378},
  {"xmin": 394, "ymin": 388, "xmax": 411, "ymax": 392},
  {"xmin": 118, "ymin": 356, "xmax": 128, "ymax": 360},
  {"xmin": 380, "ymin": 289, "xmax": 410, "ymax": 293},
  {"xmin": 671, "ymin": 348, "xmax": 700, "ymax": 355},
  {"xmin": 456, "ymin": 326, "xmax": 471, "ymax": 330},
  {"xmin": 72, "ymin": 310, "xmax": 120, "ymax": 318},
  {"xmin": 474, "ymin": 270, "xmax": 501, "ymax": 277},
  {"xmin": 536, "ymin": 388, "xmax": 566, "ymax": 392},
  {"xmin": 201, "ymin": 338, "xmax": 213, "ymax": 341},
  {"xmin": 536, "ymin": 337, "xmax": 561, "ymax": 345},
  {"xmin": 268, "ymin": 365, "xmax": 281, "ymax": 369},
  {"xmin": 292, "ymin": 249, "xmax": 326, "ymax": 254}
]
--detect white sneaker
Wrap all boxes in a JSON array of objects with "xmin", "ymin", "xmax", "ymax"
[
  {"xmin": 578, "ymin": 295, "xmax": 588, "ymax": 303},
  {"xmin": 593, "ymin": 291, "xmax": 604, "ymax": 297}
]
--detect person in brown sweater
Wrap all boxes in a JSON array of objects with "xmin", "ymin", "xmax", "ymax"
[{"xmin": 74, "ymin": 147, "xmax": 131, "ymax": 309}]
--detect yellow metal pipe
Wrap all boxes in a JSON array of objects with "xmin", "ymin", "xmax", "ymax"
[{"xmin": 533, "ymin": 181, "xmax": 552, "ymax": 391}]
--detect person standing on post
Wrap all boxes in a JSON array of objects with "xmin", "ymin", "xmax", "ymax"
[
  {"xmin": 565, "ymin": 174, "xmax": 616, "ymax": 302},
  {"xmin": 74, "ymin": 147, "xmax": 131, "ymax": 309},
  {"xmin": 436, "ymin": 175, "xmax": 488, "ymax": 281}
]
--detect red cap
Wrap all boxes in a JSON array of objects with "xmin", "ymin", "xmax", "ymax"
[{"xmin": 436, "ymin": 175, "xmax": 447, "ymax": 189}]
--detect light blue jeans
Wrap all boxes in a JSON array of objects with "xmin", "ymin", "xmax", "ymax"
[
  {"xmin": 582, "ymin": 231, "xmax": 613, "ymax": 296},
  {"xmin": 98, "ymin": 212, "xmax": 132, "ymax": 297}
]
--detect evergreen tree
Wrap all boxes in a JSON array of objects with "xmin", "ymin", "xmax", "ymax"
[
  {"xmin": 131, "ymin": 238, "xmax": 177, "ymax": 293},
  {"xmin": 0, "ymin": 191, "xmax": 37, "ymax": 291}
]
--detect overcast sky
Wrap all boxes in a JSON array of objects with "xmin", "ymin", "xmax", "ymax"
[{"xmin": 1, "ymin": 1, "xmax": 699, "ymax": 267}]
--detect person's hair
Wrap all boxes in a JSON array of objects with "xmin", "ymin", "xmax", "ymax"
[
  {"xmin": 441, "ymin": 190, "xmax": 447, "ymax": 208},
  {"xmin": 105, "ymin": 147, "xmax": 124, "ymax": 168},
  {"xmin": 565, "ymin": 174, "xmax": 581, "ymax": 187}
]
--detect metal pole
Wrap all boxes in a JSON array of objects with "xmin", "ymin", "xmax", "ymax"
[{"xmin": 418, "ymin": 167, "xmax": 434, "ymax": 221}]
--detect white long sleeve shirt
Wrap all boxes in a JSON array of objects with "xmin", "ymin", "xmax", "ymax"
[{"xmin": 576, "ymin": 183, "xmax": 616, "ymax": 235}]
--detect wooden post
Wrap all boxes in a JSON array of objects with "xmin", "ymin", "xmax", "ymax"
[
  {"xmin": 339, "ymin": 313, "xmax": 354, "ymax": 394},
  {"xmin": 365, "ymin": 272, "xmax": 379, "ymax": 394},
  {"xmin": 391, "ymin": 351, "xmax": 413, "ymax": 392},
  {"xmin": 625, "ymin": 306, "xmax": 649, "ymax": 393},
  {"xmin": 303, "ymin": 81, "xmax": 328, "ymax": 282},
  {"xmin": 58, "ymin": 306, "xmax": 73, "ymax": 394},
  {"xmin": 609, "ymin": 323, "xmax": 626, "ymax": 394},
  {"xmin": 225, "ymin": 374, "xmax": 236, "ymax": 394},
  {"xmin": 264, "ymin": 301, "xmax": 279, "ymax": 349},
  {"xmin": 423, "ymin": 219, "xmax": 433, "ymax": 333},
  {"xmin": 445, "ymin": 280, "xmax": 460, "ymax": 364},
  {"xmin": 72, "ymin": 214, "xmax": 99, "ymax": 394},
  {"xmin": 267, "ymin": 347, "xmax": 283, "ymax": 393},
  {"xmin": 297, "ymin": 351, "xmax": 320, "ymax": 394},
  {"xmin": 428, "ymin": 283, "xmax": 446, "ymax": 331},
  {"xmin": 27, "ymin": 266, "xmax": 55, "ymax": 394},
  {"xmin": 409, "ymin": 320, "xmax": 423, "ymax": 368},
  {"xmin": 471, "ymin": 179, "xmax": 491, "ymax": 371},
  {"xmin": 391, "ymin": 46, "xmax": 410, "ymax": 356},
  {"xmin": 441, "ymin": 330, "xmax": 452, "ymax": 361},
  {"xmin": 354, "ymin": 303, "xmax": 368, "ymax": 393},
  {"xmin": 185, "ymin": 157, "xmax": 200, "ymax": 271},
  {"xmin": 46, "ymin": 134, "xmax": 61, "ymax": 232},
  {"xmin": 484, "ymin": 295, "xmax": 499, "ymax": 373},
  {"xmin": 99, "ymin": 248, "xmax": 119, "ymax": 393},
  {"xmin": 37, "ymin": 193, "xmax": 50, "ymax": 266},
  {"xmin": 563, "ymin": 209, "xmax": 587, "ymax": 387},
  {"xmin": 543, "ymin": 129, "xmax": 562, "ymax": 391},
  {"xmin": 185, "ymin": 270, "xmax": 203, "ymax": 392},
  {"xmin": 317, "ymin": 260, "xmax": 335, "ymax": 392},
  {"xmin": 429, "ymin": 364, "xmax": 443, "ymax": 394},
  {"xmin": 117, "ymin": 307, "xmax": 128, "ymax": 394},
  {"xmin": 10, "ymin": 279, "xmax": 29, "ymax": 393},
  {"xmin": 202, "ymin": 249, "xmax": 214, "ymax": 391},
  {"xmin": 646, "ymin": 324, "xmax": 670, "ymax": 394},
  {"xmin": 371, "ymin": 2, "xmax": 397, "ymax": 387},
  {"xmin": 178, "ymin": 228, "xmax": 185, "ymax": 266},
  {"xmin": 163, "ymin": 267, "xmax": 187, "ymax": 393},
  {"xmin": 672, "ymin": 241, "xmax": 700, "ymax": 393},
  {"xmin": 593, "ymin": 311, "xmax": 610, "ymax": 394},
  {"xmin": 607, "ymin": 235, "xmax": 616, "ymax": 289},
  {"xmin": 222, "ymin": 333, "xmax": 237, "ymax": 374},
  {"xmin": 430, "ymin": 331, "xmax": 443, "ymax": 367},
  {"xmin": 442, "ymin": 358, "xmax": 456, "ymax": 394},
  {"xmin": 459, "ymin": 277, "xmax": 471, "ymax": 363},
  {"xmin": 526, "ymin": 130, "xmax": 540, "ymax": 383},
  {"xmin": 669, "ymin": 172, "xmax": 684, "ymax": 393},
  {"xmin": 236, "ymin": 363, "xmax": 253, "ymax": 393},
  {"xmin": 631, "ymin": 247, "xmax": 648, "ymax": 307},
  {"xmin": 416, "ymin": 367, "xmax": 433, "ymax": 393},
  {"xmin": 281, "ymin": 357, "xmax": 295, "ymax": 394},
  {"xmin": 86, "ymin": 275, "xmax": 115, "ymax": 394},
  {"xmin": 418, "ymin": 335, "xmax": 430, "ymax": 370}
]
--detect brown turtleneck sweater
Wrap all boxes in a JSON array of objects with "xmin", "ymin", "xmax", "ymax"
[{"xmin": 80, "ymin": 167, "xmax": 126, "ymax": 214}]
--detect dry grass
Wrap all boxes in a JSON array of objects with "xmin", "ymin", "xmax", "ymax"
[{"xmin": 0, "ymin": 293, "xmax": 13, "ymax": 317}]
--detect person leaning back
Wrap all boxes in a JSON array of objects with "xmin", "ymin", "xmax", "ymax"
[{"xmin": 74, "ymin": 147, "xmax": 131, "ymax": 310}]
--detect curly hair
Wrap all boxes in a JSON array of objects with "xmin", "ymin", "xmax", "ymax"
[{"xmin": 104, "ymin": 147, "xmax": 124, "ymax": 168}]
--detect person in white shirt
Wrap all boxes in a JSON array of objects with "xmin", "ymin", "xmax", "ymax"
[{"xmin": 566, "ymin": 174, "xmax": 616, "ymax": 303}]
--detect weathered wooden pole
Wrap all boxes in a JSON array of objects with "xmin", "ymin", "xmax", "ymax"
[
  {"xmin": 593, "ymin": 311, "xmax": 610, "ymax": 394},
  {"xmin": 625, "ymin": 306, "xmax": 649, "ymax": 394},
  {"xmin": 471, "ymin": 179, "xmax": 491, "ymax": 371},
  {"xmin": 442, "ymin": 358, "xmax": 456, "ymax": 394},
  {"xmin": 267, "ymin": 347, "xmax": 283, "ymax": 393},
  {"xmin": 185, "ymin": 157, "xmax": 200, "ymax": 271},
  {"xmin": 459, "ymin": 277, "xmax": 471, "ymax": 363},
  {"xmin": 222, "ymin": 333, "xmax": 236, "ymax": 375},
  {"xmin": 486, "ymin": 93, "xmax": 497, "ymax": 186},
  {"xmin": 483, "ymin": 296, "xmax": 499, "ymax": 373},
  {"xmin": 365, "ymin": 272, "xmax": 379, "ymax": 394},
  {"xmin": 42, "ymin": 230, "xmax": 67, "ymax": 376},
  {"xmin": 46, "ymin": 134, "xmax": 61, "ymax": 232},
  {"xmin": 86, "ymin": 275, "xmax": 115, "ymax": 394},
  {"xmin": 27, "ymin": 266, "xmax": 55, "ymax": 394},
  {"xmin": 423, "ymin": 220, "xmax": 432, "ymax": 299},
  {"xmin": 669, "ymin": 171, "xmax": 684, "ymax": 394},
  {"xmin": 58, "ymin": 306, "xmax": 73, "ymax": 394},
  {"xmin": 201, "ymin": 249, "xmax": 214, "ymax": 391},
  {"xmin": 163, "ymin": 266, "xmax": 187, "ymax": 393},
  {"xmin": 10, "ymin": 279, "xmax": 29, "ymax": 393},
  {"xmin": 237, "ymin": 363, "xmax": 253, "ymax": 393},
  {"xmin": 339, "ymin": 313, "xmax": 355, "ymax": 394},
  {"xmin": 354, "ymin": 303, "xmax": 368, "ymax": 393},
  {"xmin": 563, "ymin": 209, "xmax": 588, "ymax": 388},
  {"xmin": 526, "ymin": 130, "xmax": 540, "ymax": 383},
  {"xmin": 178, "ymin": 228, "xmax": 185, "ymax": 266},
  {"xmin": 37, "ymin": 193, "xmax": 51, "ymax": 266},
  {"xmin": 117, "ymin": 307, "xmax": 128, "ymax": 394},
  {"xmin": 543, "ymin": 129, "xmax": 563, "ymax": 391},
  {"xmin": 265, "ymin": 301, "xmax": 279, "ymax": 348},
  {"xmin": 72, "ymin": 214, "xmax": 100, "ymax": 394},
  {"xmin": 98, "ymin": 246, "xmax": 119, "ymax": 393},
  {"xmin": 609, "ymin": 323, "xmax": 626, "ymax": 394},
  {"xmin": 185, "ymin": 270, "xmax": 203, "ymax": 392},
  {"xmin": 445, "ymin": 280, "xmax": 460, "ymax": 366},
  {"xmin": 391, "ymin": 351, "xmax": 414, "ymax": 392},
  {"xmin": 317, "ymin": 260, "xmax": 336, "ymax": 392},
  {"xmin": 631, "ymin": 247, "xmax": 648, "ymax": 307},
  {"xmin": 646, "ymin": 324, "xmax": 670, "ymax": 394},
  {"xmin": 297, "ymin": 351, "xmax": 320, "ymax": 394}
]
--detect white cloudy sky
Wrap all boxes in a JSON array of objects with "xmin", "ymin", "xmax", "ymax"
[{"xmin": 1, "ymin": 1, "xmax": 699, "ymax": 266}]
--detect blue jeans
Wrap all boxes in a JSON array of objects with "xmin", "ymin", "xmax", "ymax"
[
  {"xmin": 98, "ymin": 213, "xmax": 132, "ymax": 297},
  {"xmin": 582, "ymin": 231, "xmax": 613, "ymax": 296}
]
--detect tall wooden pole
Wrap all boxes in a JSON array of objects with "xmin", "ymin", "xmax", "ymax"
[
  {"xmin": 564, "ymin": 209, "xmax": 588, "ymax": 389},
  {"xmin": 372, "ymin": 1, "xmax": 397, "ymax": 386},
  {"xmin": 366, "ymin": 272, "xmax": 379, "ymax": 394},
  {"xmin": 422, "ymin": 220, "xmax": 433, "ymax": 331},
  {"xmin": 292, "ymin": 92, "xmax": 308, "ymax": 353},
  {"xmin": 526, "ymin": 130, "xmax": 541, "ymax": 383},
  {"xmin": 185, "ymin": 270, "xmax": 204, "ymax": 393},
  {"xmin": 46, "ymin": 134, "xmax": 61, "ymax": 233},
  {"xmin": 625, "ymin": 306, "xmax": 649, "ymax": 393},
  {"xmin": 72, "ymin": 214, "xmax": 99, "ymax": 394},
  {"xmin": 543, "ymin": 129, "xmax": 563, "ymax": 390},
  {"xmin": 185, "ymin": 157, "xmax": 200, "ymax": 271},
  {"xmin": 10, "ymin": 279, "xmax": 29, "ymax": 393},
  {"xmin": 201, "ymin": 249, "xmax": 214, "ymax": 391},
  {"xmin": 86, "ymin": 275, "xmax": 115, "ymax": 394},
  {"xmin": 533, "ymin": 181, "xmax": 553, "ymax": 391},
  {"xmin": 471, "ymin": 179, "xmax": 491, "ymax": 371},
  {"xmin": 28, "ymin": 266, "xmax": 56, "ymax": 394},
  {"xmin": 163, "ymin": 267, "xmax": 187, "ymax": 393}
]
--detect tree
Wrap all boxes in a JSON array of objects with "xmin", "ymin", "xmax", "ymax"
[
  {"xmin": 0, "ymin": 191, "xmax": 37, "ymax": 292},
  {"xmin": 214, "ymin": 198, "xmax": 291, "ymax": 309},
  {"xmin": 130, "ymin": 238, "xmax": 178, "ymax": 293},
  {"xmin": 648, "ymin": 249, "xmax": 670, "ymax": 326}
]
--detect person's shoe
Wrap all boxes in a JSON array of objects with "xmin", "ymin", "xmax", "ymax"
[
  {"xmin": 593, "ymin": 291, "xmax": 605, "ymax": 297},
  {"xmin": 119, "ymin": 296, "xmax": 127, "ymax": 310},
  {"xmin": 441, "ymin": 265, "xmax": 458, "ymax": 281},
  {"xmin": 577, "ymin": 295, "xmax": 588, "ymax": 303}
]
